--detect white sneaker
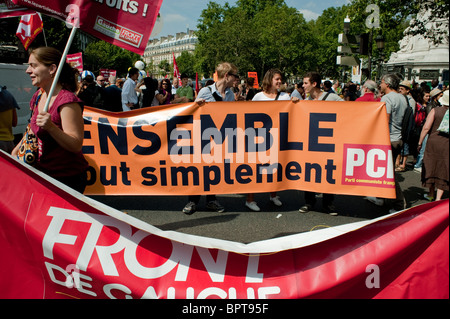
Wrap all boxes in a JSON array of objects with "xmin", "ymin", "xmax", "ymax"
[
  {"xmin": 270, "ymin": 196, "xmax": 282, "ymax": 207},
  {"xmin": 364, "ymin": 196, "xmax": 384, "ymax": 206},
  {"xmin": 245, "ymin": 201, "xmax": 260, "ymax": 211},
  {"xmin": 413, "ymin": 167, "xmax": 422, "ymax": 173}
]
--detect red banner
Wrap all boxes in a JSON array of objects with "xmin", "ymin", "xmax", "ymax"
[
  {"xmin": 0, "ymin": 0, "xmax": 34, "ymax": 18},
  {"xmin": 66, "ymin": 52, "xmax": 83, "ymax": 72},
  {"xmin": 0, "ymin": 150, "xmax": 448, "ymax": 299},
  {"xmin": 99, "ymin": 68, "xmax": 116, "ymax": 79},
  {"xmin": 11, "ymin": 0, "xmax": 163, "ymax": 55}
]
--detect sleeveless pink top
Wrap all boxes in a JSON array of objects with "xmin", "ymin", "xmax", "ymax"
[{"xmin": 30, "ymin": 89, "xmax": 88, "ymax": 178}]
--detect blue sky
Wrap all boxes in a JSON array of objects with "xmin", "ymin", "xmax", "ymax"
[{"xmin": 155, "ymin": 0, "xmax": 350, "ymax": 38}]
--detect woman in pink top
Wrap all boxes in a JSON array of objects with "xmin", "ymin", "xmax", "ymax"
[
  {"xmin": 12, "ymin": 47, "xmax": 88, "ymax": 193},
  {"xmin": 156, "ymin": 78, "xmax": 173, "ymax": 105}
]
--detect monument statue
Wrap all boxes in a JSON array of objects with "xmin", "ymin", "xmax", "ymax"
[{"xmin": 386, "ymin": 5, "xmax": 449, "ymax": 82}]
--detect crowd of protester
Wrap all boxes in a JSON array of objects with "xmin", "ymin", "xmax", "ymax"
[
  {"xmin": 2, "ymin": 50, "xmax": 448, "ymax": 217},
  {"xmin": 71, "ymin": 63, "xmax": 447, "ymax": 216}
]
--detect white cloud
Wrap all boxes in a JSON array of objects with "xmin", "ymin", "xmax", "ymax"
[
  {"xmin": 299, "ymin": 9, "xmax": 320, "ymax": 21},
  {"xmin": 164, "ymin": 13, "xmax": 189, "ymax": 23}
]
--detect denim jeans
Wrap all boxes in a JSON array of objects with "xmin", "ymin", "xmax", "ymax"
[{"xmin": 414, "ymin": 134, "xmax": 428, "ymax": 168}]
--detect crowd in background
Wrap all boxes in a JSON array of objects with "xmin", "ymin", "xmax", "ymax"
[
  {"xmin": 70, "ymin": 65, "xmax": 448, "ymax": 215},
  {"xmin": 74, "ymin": 67, "xmax": 449, "ymax": 114},
  {"xmin": 1, "ymin": 53, "xmax": 448, "ymax": 215}
]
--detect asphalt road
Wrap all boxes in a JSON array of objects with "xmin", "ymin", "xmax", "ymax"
[{"xmin": 89, "ymin": 159, "xmax": 446, "ymax": 244}]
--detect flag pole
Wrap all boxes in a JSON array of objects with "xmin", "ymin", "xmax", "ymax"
[
  {"xmin": 38, "ymin": 13, "xmax": 47, "ymax": 46},
  {"xmin": 42, "ymin": 27, "xmax": 48, "ymax": 47},
  {"xmin": 43, "ymin": 25, "xmax": 77, "ymax": 112}
]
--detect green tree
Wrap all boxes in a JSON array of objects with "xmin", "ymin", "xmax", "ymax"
[
  {"xmin": 348, "ymin": 0, "xmax": 410, "ymax": 63},
  {"xmin": 158, "ymin": 60, "xmax": 171, "ymax": 78},
  {"xmin": 310, "ymin": 6, "xmax": 350, "ymax": 79},
  {"xmin": 84, "ymin": 41, "xmax": 140, "ymax": 77},
  {"xmin": 195, "ymin": 0, "xmax": 312, "ymax": 81},
  {"xmin": 349, "ymin": 0, "xmax": 449, "ymax": 47},
  {"xmin": 194, "ymin": 1, "xmax": 230, "ymax": 77},
  {"xmin": 176, "ymin": 51, "xmax": 196, "ymax": 78},
  {"xmin": 253, "ymin": 4, "xmax": 313, "ymax": 78},
  {"xmin": 145, "ymin": 60, "xmax": 154, "ymax": 76},
  {"xmin": 196, "ymin": 5, "xmax": 260, "ymax": 77}
]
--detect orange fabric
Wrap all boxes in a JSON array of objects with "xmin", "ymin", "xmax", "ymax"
[{"xmin": 82, "ymin": 100, "xmax": 395, "ymax": 198}]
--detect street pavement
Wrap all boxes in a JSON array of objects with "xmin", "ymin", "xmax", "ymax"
[{"xmin": 89, "ymin": 160, "xmax": 446, "ymax": 244}]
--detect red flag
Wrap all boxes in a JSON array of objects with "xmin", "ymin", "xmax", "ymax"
[
  {"xmin": 195, "ymin": 72, "xmax": 199, "ymax": 93},
  {"xmin": 16, "ymin": 13, "xmax": 43, "ymax": 50},
  {"xmin": 11, "ymin": 0, "xmax": 163, "ymax": 55},
  {"xmin": 173, "ymin": 52, "xmax": 181, "ymax": 81}
]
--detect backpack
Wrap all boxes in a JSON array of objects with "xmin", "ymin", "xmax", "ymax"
[
  {"xmin": 91, "ymin": 86, "xmax": 105, "ymax": 109},
  {"xmin": 79, "ymin": 84, "xmax": 104, "ymax": 109},
  {"xmin": 414, "ymin": 102, "xmax": 426, "ymax": 127},
  {"xmin": 401, "ymin": 98, "xmax": 415, "ymax": 144}
]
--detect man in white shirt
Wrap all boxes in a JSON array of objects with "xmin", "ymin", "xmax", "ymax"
[
  {"xmin": 121, "ymin": 67, "xmax": 139, "ymax": 111},
  {"xmin": 196, "ymin": 64, "xmax": 237, "ymax": 103},
  {"xmin": 303, "ymin": 72, "xmax": 343, "ymax": 101},
  {"xmin": 182, "ymin": 62, "xmax": 239, "ymax": 215},
  {"xmin": 171, "ymin": 77, "xmax": 179, "ymax": 95},
  {"xmin": 298, "ymin": 72, "xmax": 342, "ymax": 216}
]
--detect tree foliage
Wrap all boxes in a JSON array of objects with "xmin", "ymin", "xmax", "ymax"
[
  {"xmin": 176, "ymin": 51, "xmax": 196, "ymax": 78},
  {"xmin": 310, "ymin": 6, "xmax": 350, "ymax": 79},
  {"xmin": 84, "ymin": 41, "xmax": 140, "ymax": 77},
  {"xmin": 349, "ymin": 0, "xmax": 449, "ymax": 46},
  {"xmin": 193, "ymin": 0, "xmax": 448, "ymax": 82},
  {"xmin": 194, "ymin": 0, "xmax": 313, "ymax": 80}
]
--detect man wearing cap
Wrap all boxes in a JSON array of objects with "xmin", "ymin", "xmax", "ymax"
[{"xmin": 399, "ymin": 80, "xmax": 416, "ymax": 110}]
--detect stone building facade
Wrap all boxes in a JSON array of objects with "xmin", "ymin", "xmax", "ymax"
[{"xmin": 143, "ymin": 29, "xmax": 198, "ymax": 75}]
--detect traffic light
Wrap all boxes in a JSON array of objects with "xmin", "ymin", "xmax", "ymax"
[
  {"xmin": 337, "ymin": 33, "xmax": 360, "ymax": 66},
  {"xmin": 359, "ymin": 33, "xmax": 370, "ymax": 55},
  {"xmin": 336, "ymin": 56, "xmax": 359, "ymax": 66}
]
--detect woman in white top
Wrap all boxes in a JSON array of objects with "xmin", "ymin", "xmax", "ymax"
[{"xmin": 246, "ymin": 69, "xmax": 299, "ymax": 211}]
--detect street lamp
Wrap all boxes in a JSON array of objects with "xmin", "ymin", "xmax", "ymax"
[
  {"xmin": 344, "ymin": 16, "xmax": 350, "ymax": 34},
  {"xmin": 340, "ymin": 16, "xmax": 351, "ymax": 82},
  {"xmin": 376, "ymin": 34, "xmax": 384, "ymax": 51},
  {"xmin": 376, "ymin": 34, "xmax": 385, "ymax": 80}
]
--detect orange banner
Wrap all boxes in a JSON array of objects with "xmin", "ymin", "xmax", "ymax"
[
  {"xmin": 248, "ymin": 71, "xmax": 259, "ymax": 88},
  {"xmin": 82, "ymin": 101, "xmax": 395, "ymax": 198}
]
